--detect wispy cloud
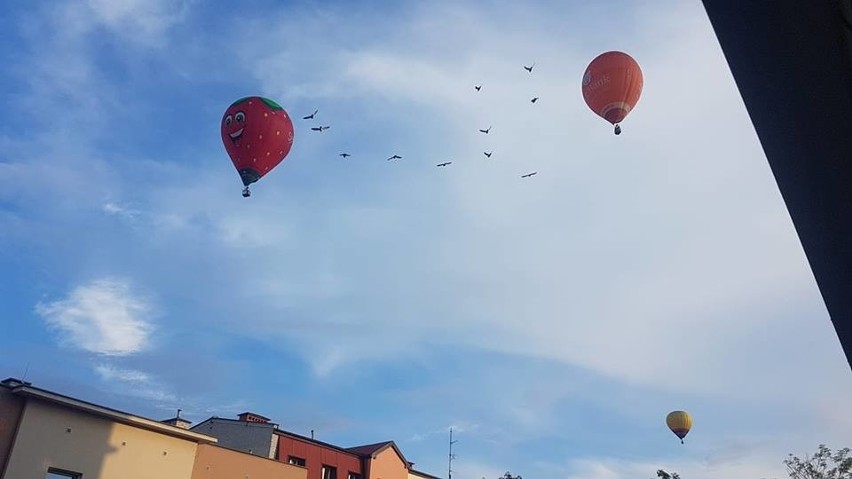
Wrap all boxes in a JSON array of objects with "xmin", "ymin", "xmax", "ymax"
[
  {"xmin": 3, "ymin": 2, "xmax": 850, "ymax": 476},
  {"xmin": 541, "ymin": 453, "xmax": 787, "ymax": 479},
  {"xmin": 35, "ymin": 278, "xmax": 155, "ymax": 356},
  {"xmin": 204, "ymin": 0, "xmax": 833, "ymax": 404},
  {"xmin": 408, "ymin": 422, "xmax": 479, "ymax": 442},
  {"xmin": 95, "ymin": 364, "xmax": 150, "ymax": 383},
  {"xmin": 84, "ymin": 0, "xmax": 193, "ymax": 46},
  {"xmin": 102, "ymin": 202, "xmax": 142, "ymax": 221}
]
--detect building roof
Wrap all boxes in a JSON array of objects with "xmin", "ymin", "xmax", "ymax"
[
  {"xmin": 238, "ymin": 411, "xmax": 271, "ymax": 422},
  {"xmin": 194, "ymin": 416, "xmax": 364, "ymax": 459},
  {"xmin": 161, "ymin": 416, "xmax": 193, "ymax": 424},
  {"xmin": 193, "ymin": 416, "xmax": 277, "ymax": 430},
  {"xmin": 274, "ymin": 428, "xmax": 363, "ymax": 458},
  {"xmin": 345, "ymin": 441, "xmax": 392, "ymax": 456},
  {"xmin": 345, "ymin": 441, "xmax": 408, "ymax": 465},
  {"xmin": 410, "ymin": 469, "xmax": 443, "ymax": 479},
  {"xmin": 0, "ymin": 378, "xmax": 216, "ymax": 444},
  {"xmin": 701, "ymin": 2, "xmax": 852, "ymax": 370}
]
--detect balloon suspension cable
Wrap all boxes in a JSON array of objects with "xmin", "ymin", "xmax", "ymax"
[
  {"xmin": 614, "ymin": 124, "xmax": 622, "ymax": 135},
  {"xmin": 242, "ymin": 186, "xmax": 251, "ymax": 198}
]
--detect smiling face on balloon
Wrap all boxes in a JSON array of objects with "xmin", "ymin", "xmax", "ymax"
[
  {"xmin": 222, "ymin": 97, "xmax": 275, "ymax": 147},
  {"xmin": 220, "ymin": 96, "xmax": 295, "ymax": 187},
  {"xmin": 223, "ymin": 109, "xmax": 247, "ymax": 144}
]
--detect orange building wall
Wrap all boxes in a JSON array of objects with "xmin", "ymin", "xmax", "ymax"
[
  {"xmin": 367, "ymin": 447, "xmax": 407, "ymax": 479},
  {"xmin": 191, "ymin": 443, "xmax": 307, "ymax": 479},
  {"xmin": 0, "ymin": 388, "xmax": 24, "ymax": 476}
]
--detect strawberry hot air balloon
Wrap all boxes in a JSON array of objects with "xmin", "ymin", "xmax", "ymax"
[
  {"xmin": 581, "ymin": 51, "xmax": 643, "ymax": 135},
  {"xmin": 221, "ymin": 96, "xmax": 295, "ymax": 197}
]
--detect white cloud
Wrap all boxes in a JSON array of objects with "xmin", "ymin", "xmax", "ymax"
[
  {"xmin": 94, "ymin": 364, "xmax": 150, "ymax": 383},
  {"xmin": 102, "ymin": 202, "xmax": 142, "ymax": 221},
  {"xmin": 408, "ymin": 423, "xmax": 479, "ymax": 442},
  {"xmin": 7, "ymin": 1, "xmax": 850, "ymax": 466},
  {"xmin": 36, "ymin": 278, "xmax": 155, "ymax": 356},
  {"xmin": 550, "ymin": 453, "xmax": 786, "ymax": 479},
  {"xmin": 84, "ymin": 0, "xmax": 192, "ymax": 45},
  {"xmin": 203, "ymin": 0, "xmax": 843, "ymax": 405},
  {"xmin": 452, "ymin": 459, "xmax": 514, "ymax": 479},
  {"xmin": 94, "ymin": 364, "xmax": 177, "ymax": 403}
]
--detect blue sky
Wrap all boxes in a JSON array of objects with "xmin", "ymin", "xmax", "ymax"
[{"xmin": 1, "ymin": 1, "xmax": 851, "ymax": 478}]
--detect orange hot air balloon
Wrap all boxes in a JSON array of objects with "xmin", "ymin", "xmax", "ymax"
[
  {"xmin": 581, "ymin": 51, "xmax": 643, "ymax": 135},
  {"xmin": 666, "ymin": 410, "xmax": 692, "ymax": 444}
]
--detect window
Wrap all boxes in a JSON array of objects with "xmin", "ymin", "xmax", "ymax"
[
  {"xmin": 46, "ymin": 468, "xmax": 81, "ymax": 479},
  {"xmin": 288, "ymin": 456, "xmax": 306, "ymax": 467},
  {"xmin": 348, "ymin": 473, "xmax": 362, "ymax": 479},
  {"xmin": 322, "ymin": 465, "xmax": 337, "ymax": 479}
]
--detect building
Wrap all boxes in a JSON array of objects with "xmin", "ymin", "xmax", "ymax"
[
  {"xmin": 191, "ymin": 443, "xmax": 307, "ymax": 479},
  {"xmin": 408, "ymin": 468, "xmax": 442, "ymax": 479},
  {"xmin": 346, "ymin": 441, "xmax": 409, "ymax": 479},
  {"xmin": 193, "ymin": 414, "xmax": 364, "ymax": 479},
  {"xmin": 192, "ymin": 412, "xmax": 442, "ymax": 479},
  {"xmin": 0, "ymin": 378, "xmax": 307, "ymax": 479},
  {"xmin": 700, "ymin": 1, "xmax": 852, "ymax": 369}
]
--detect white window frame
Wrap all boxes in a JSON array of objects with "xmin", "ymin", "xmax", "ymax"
[{"xmin": 322, "ymin": 465, "xmax": 338, "ymax": 479}]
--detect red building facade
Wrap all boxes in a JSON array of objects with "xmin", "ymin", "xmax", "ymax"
[
  {"xmin": 276, "ymin": 431, "xmax": 363, "ymax": 479},
  {"xmin": 192, "ymin": 412, "xmax": 438, "ymax": 479}
]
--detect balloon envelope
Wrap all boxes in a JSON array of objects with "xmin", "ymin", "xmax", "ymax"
[
  {"xmin": 221, "ymin": 96, "xmax": 294, "ymax": 187},
  {"xmin": 666, "ymin": 410, "xmax": 692, "ymax": 442},
  {"xmin": 581, "ymin": 51, "xmax": 643, "ymax": 126}
]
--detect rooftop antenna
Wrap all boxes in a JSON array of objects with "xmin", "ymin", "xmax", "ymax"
[
  {"xmin": 311, "ymin": 429, "xmax": 315, "ymax": 440},
  {"xmin": 448, "ymin": 428, "xmax": 458, "ymax": 479},
  {"xmin": 21, "ymin": 362, "xmax": 30, "ymax": 382}
]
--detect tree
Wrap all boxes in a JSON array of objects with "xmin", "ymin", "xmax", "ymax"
[
  {"xmin": 655, "ymin": 470, "xmax": 680, "ymax": 479},
  {"xmin": 499, "ymin": 472, "xmax": 522, "ymax": 479},
  {"xmin": 784, "ymin": 445, "xmax": 852, "ymax": 479}
]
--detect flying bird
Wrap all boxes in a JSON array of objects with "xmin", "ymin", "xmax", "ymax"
[
  {"xmin": 521, "ymin": 171, "xmax": 538, "ymax": 178},
  {"xmin": 339, "ymin": 153, "xmax": 351, "ymax": 158},
  {"xmin": 437, "ymin": 161, "xmax": 452, "ymax": 167},
  {"xmin": 524, "ymin": 62, "xmax": 535, "ymax": 73},
  {"xmin": 475, "ymin": 85, "xmax": 482, "ymax": 91},
  {"xmin": 479, "ymin": 126, "xmax": 491, "ymax": 134},
  {"xmin": 310, "ymin": 125, "xmax": 330, "ymax": 132},
  {"xmin": 302, "ymin": 109, "xmax": 318, "ymax": 120},
  {"xmin": 483, "ymin": 151, "xmax": 493, "ymax": 158},
  {"xmin": 387, "ymin": 154, "xmax": 402, "ymax": 161},
  {"xmin": 531, "ymin": 97, "xmax": 539, "ymax": 103}
]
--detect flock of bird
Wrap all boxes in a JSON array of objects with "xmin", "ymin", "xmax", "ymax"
[{"xmin": 300, "ymin": 62, "xmax": 541, "ymax": 179}]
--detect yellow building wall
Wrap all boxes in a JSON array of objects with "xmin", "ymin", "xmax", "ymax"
[
  {"xmin": 191, "ymin": 443, "xmax": 308, "ymax": 479},
  {"xmin": 368, "ymin": 448, "xmax": 408, "ymax": 479},
  {"xmin": 3, "ymin": 399, "xmax": 198, "ymax": 479}
]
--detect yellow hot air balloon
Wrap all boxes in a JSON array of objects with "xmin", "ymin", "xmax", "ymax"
[{"xmin": 666, "ymin": 410, "xmax": 692, "ymax": 444}]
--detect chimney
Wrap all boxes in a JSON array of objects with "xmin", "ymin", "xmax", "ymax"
[
  {"xmin": 161, "ymin": 409, "xmax": 192, "ymax": 430},
  {"xmin": 238, "ymin": 412, "xmax": 271, "ymax": 424}
]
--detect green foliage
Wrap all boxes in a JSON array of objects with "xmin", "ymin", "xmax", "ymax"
[
  {"xmin": 655, "ymin": 470, "xmax": 680, "ymax": 479},
  {"xmin": 784, "ymin": 445, "xmax": 852, "ymax": 479}
]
